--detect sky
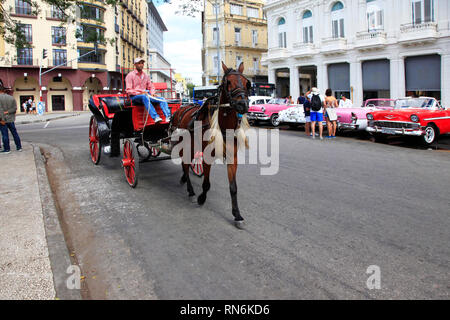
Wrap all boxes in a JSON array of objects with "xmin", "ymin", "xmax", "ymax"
[{"xmin": 156, "ymin": 1, "xmax": 203, "ymax": 85}]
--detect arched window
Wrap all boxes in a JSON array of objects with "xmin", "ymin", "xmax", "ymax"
[
  {"xmin": 366, "ymin": 1, "xmax": 384, "ymax": 31},
  {"xmin": 278, "ymin": 17, "xmax": 287, "ymax": 48},
  {"xmin": 331, "ymin": 1, "xmax": 345, "ymax": 38},
  {"xmin": 302, "ymin": 10, "xmax": 313, "ymax": 44}
]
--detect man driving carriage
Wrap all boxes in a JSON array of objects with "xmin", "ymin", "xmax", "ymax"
[{"xmin": 125, "ymin": 57, "xmax": 171, "ymax": 122}]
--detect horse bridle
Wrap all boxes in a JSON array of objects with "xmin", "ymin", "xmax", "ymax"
[{"xmin": 218, "ymin": 69, "xmax": 251, "ymax": 109}]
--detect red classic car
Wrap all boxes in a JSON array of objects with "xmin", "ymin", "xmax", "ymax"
[{"xmin": 366, "ymin": 97, "xmax": 450, "ymax": 145}]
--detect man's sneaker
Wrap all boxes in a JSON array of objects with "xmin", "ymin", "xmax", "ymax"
[
  {"xmin": 17, "ymin": 148, "xmax": 23, "ymax": 152},
  {"xmin": 154, "ymin": 117, "xmax": 163, "ymax": 123},
  {"xmin": 320, "ymin": 137, "xmax": 324, "ymax": 140},
  {"xmin": 326, "ymin": 136, "xmax": 333, "ymax": 139},
  {"xmin": 0, "ymin": 150, "xmax": 11, "ymax": 154}
]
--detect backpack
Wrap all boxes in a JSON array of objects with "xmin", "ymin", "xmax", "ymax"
[{"xmin": 311, "ymin": 94, "xmax": 322, "ymax": 112}]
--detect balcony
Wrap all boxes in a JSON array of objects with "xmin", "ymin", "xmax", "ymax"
[
  {"xmin": 399, "ymin": 22, "xmax": 438, "ymax": 45},
  {"xmin": 320, "ymin": 37, "xmax": 347, "ymax": 55},
  {"xmin": 10, "ymin": 6, "xmax": 37, "ymax": 18},
  {"xmin": 266, "ymin": 47, "xmax": 290, "ymax": 62},
  {"xmin": 13, "ymin": 58, "xmax": 39, "ymax": 67},
  {"xmin": 354, "ymin": 31, "xmax": 387, "ymax": 51},
  {"xmin": 292, "ymin": 42, "xmax": 316, "ymax": 58},
  {"xmin": 50, "ymin": 60, "xmax": 73, "ymax": 69}
]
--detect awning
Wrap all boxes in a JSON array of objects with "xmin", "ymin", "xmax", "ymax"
[
  {"xmin": 328, "ymin": 63, "xmax": 350, "ymax": 91},
  {"xmin": 362, "ymin": 59, "xmax": 390, "ymax": 91},
  {"xmin": 405, "ymin": 55, "xmax": 441, "ymax": 91}
]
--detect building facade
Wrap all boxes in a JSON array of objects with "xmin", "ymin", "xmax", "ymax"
[
  {"xmin": 202, "ymin": 0, "xmax": 269, "ymax": 86},
  {"xmin": 0, "ymin": 0, "xmax": 147, "ymax": 112},
  {"xmin": 146, "ymin": 0, "xmax": 175, "ymax": 98},
  {"xmin": 262, "ymin": 0, "xmax": 450, "ymax": 107}
]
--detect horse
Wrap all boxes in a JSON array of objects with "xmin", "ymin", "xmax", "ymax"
[{"xmin": 170, "ymin": 62, "xmax": 251, "ymax": 229}]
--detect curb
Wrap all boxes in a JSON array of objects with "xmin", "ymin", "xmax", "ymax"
[
  {"xmin": 17, "ymin": 113, "xmax": 83, "ymax": 125},
  {"xmin": 32, "ymin": 143, "xmax": 82, "ymax": 300}
]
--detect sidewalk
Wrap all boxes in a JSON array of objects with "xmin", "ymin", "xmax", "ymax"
[
  {"xmin": 0, "ymin": 142, "xmax": 80, "ymax": 300},
  {"xmin": 15, "ymin": 112, "xmax": 88, "ymax": 125}
]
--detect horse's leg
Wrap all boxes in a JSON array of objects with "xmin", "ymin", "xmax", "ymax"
[
  {"xmin": 227, "ymin": 149, "xmax": 244, "ymax": 229},
  {"xmin": 197, "ymin": 162, "xmax": 211, "ymax": 205},
  {"xmin": 180, "ymin": 163, "xmax": 187, "ymax": 185}
]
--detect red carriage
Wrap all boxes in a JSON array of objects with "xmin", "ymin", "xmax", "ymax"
[{"xmin": 88, "ymin": 80, "xmax": 203, "ymax": 188}]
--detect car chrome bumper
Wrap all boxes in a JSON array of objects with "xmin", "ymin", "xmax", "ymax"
[
  {"xmin": 247, "ymin": 112, "xmax": 270, "ymax": 121},
  {"xmin": 339, "ymin": 123, "xmax": 359, "ymax": 130},
  {"xmin": 366, "ymin": 127, "xmax": 423, "ymax": 136}
]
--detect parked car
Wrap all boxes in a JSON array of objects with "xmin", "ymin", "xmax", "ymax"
[
  {"xmin": 366, "ymin": 97, "xmax": 450, "ymax": 145},
  {"xmin": 278, "ymin": 104, "xmax": 306, "ymax": 127},
  {"xmin": 247, "ymin": 98, "xmax": 294, "ymax": 127},
  {"xmin": 337, "ymin": 99, "xmax": 395, "ymax": 131}
]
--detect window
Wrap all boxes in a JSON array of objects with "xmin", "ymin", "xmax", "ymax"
[
  {"xmin": 212, "ymin": 2, "xmax": 220, "ymax": 15},
  {"xmin": 412, "ymin": 0, "xmax": 434, "ymax": 24},
  {"xmin": 247, "ymin": 7, "xmax": 259, "ymax": 18},
  {"xmin": 15, "ymin": 0, "xmax": 32, "ymax": 15},
  {"xmin": 78, "ymin": 48, "xmax": 104, "ymax": 64},
  {"xmin": 19, "ymin": 24, "xmax": 32, "ymax": 43},
  {"xmin": 235, "ymin": 27, "xmax": 241, "ymax": 45},
  {"xmin": 366, "ymin": 1, "xmax": 384, "ymax": 31},
  {"xmin": 230, "ymin": 4, "xmax": 243, "ymax": 15},
  {"xmin": 53, "ymin": 49, "xmax": 67, "ymax": 66},
  {"xmin": 331, "ymin": 1, "xmax": 345, "ymax": 38},
  {"xmin": 253, "ymin": 58, "xmax": 259, "ymax": 73},
  {"xmin": 79, "ymin": 5, "xmax": 105, "ymax": 22},
  {"xmin": 278, "ymin": 18, "xmax": 287, "ymax": 48},
  {"xmin": 17, "ymin": 48, "xmax": 33, "ymax": 65},
  {"xmin": 78, "ymin": 25, "xmax": 104, "ymax": 43},
  {"xmin": 302, "ymin": 10, "xmax": 313, "ymax": 43},
  {"xmin": 52, "ymin": 27, "xmax": 66, "ymax": 45},
  {"xmin": 252, "ymin": 30, "xmax": 258, "ymax": 47},
  {"xmin": 51, "ymin": 5, "xmax": 64, "ymax": 19},
  {"xmin": 213, "ymin": 55, "xmax": 219, "ymax": 70}
]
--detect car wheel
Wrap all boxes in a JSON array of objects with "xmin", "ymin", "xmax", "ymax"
[
  {"xmin": 421, "ymin": 124, "xmax": 438, "ymax": 146},
  {"xmin": 270, "ymin": 114, "xmax": 280, "ymax": 127}
]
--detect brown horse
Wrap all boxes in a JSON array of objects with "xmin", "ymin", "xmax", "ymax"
[{"xmin": 170, "ymin": 62, "xmax": 251, "ymax": 229}]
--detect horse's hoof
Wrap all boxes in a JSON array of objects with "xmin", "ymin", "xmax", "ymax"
[
  {"xmin": 189, "ymin": 195, "xmax": 197, "ymax": 203},
  {"xmin": 180, "ymin": 177, "xmax": 187, "ymax": 185},
  {"xmin": 234, "ymin": 220, "xmax": 245, "ymax": 230},
  {"xmin": 197, "ymin": 194, "xmax": 206, "ymax": 206}
]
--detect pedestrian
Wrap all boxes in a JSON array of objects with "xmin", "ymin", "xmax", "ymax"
[
  {"xmin": 298, "ymin": 92, "xmax": 311, "ymax": 137},
  {"xmin": 22, "ymin": 101, "xmax": 28, "ymax": 113},
  {"xmin": 324, "ymin": 89, "xmax": 338, "ymax": 139},
  {"xmin": 0, "ymin": 85, "xmax": 22, "ymax": 154},
  {"xmin": 307, "ymin": 87, "xmax": 325, "ymax": 140},
  {"xmin": 339, "ymin": 95, "xmax": 353, "ymax": 108}
]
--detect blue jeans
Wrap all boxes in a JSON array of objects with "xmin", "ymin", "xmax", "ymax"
[
  {"xmin": 131, "ymin": 95, "xmax": 171, "ymax": 119},
  {"xmin": 0, "ymin": 122, "xmax": 22, "ymax": 151}
]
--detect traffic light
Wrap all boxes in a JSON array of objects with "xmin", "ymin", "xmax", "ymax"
[{"xmin": 42, "ymin": 49, "xmax": 48, "ymax": 59}]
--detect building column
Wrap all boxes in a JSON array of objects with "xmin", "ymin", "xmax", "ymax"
[
  {"xmin": 350, "ymin": 60, "xmax": 363, "ymax": 107},
  {"xmin": 72, "ymin": 89, "xmax": 84, "ymax": 112},
  {"xmin": 41, "ymin": 90, "xmax": 49, "ymax": 112},
  {"xmin": 268, "ymin": 67, "xmax": 276, "ymax": 84},
  {"xmin": 441, "ymin": 54, "xmax": 450, "ymax": 108},
  {"xmin": 390, "ymin": 57, "xmax": 405, "ymax": 99},
  {"xmin": 289, "ymin": 65, "xmax": 300, "ymax": 100},
  {"xmin": 317, "ymin": 63, "xmax": 328, "ymax": 92}
]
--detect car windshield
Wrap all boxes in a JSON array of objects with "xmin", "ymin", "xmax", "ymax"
[
  {"xmin": 394, "ymin": 98, "xmax": 436, "ymax": 109},
  {"xmin": 268, "ymin": 98, "xmax": 287, "ymax": 105},
  {"xmin": 365, "ymin": 99, "xmax": 395, "ymax": 108}
]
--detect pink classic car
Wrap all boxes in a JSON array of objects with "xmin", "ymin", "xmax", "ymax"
[
  {"xmin": 247, "ymin": 98, "xmax": 294, "ymax": 127},
  {"xmin": 337, "ymin": 99, "xmax": 395, "ymax": 131}
]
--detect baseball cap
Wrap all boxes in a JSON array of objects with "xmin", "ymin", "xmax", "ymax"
[{"xmin": 134, "ymin": 57, "xmax": 145, "ymax": 64}]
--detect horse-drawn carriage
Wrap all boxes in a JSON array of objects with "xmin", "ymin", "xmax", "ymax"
[
  {"xmin": 88, "ymin": 62, "xmax": 251, "ymax": 228},
  {"xmin": 88, "ymin": 93, "xmax": 203, "ymax": 188}
]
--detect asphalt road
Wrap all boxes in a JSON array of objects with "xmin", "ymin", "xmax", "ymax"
[{"xmin": 17, "ymin": 114, "xmax": 450, "ymax": 299}]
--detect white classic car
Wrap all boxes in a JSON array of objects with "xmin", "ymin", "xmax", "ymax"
[{"xmin": 278, "ymin": 104, "xmax": 306, "ymax": 127}]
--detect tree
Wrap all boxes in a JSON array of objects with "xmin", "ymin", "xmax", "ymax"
[{"xmin": 186, "ymin": 82, "xmax": 195, "ymax": 98}]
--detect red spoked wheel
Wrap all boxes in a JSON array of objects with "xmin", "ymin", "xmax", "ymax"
[
  {"xmin": 150, "ymin": 146, "xmax": 161, "ymax": 158},
  {"xmin": 190, "ymin": 151, "xmax": 204, "ymax": 177},
  {"xmin": 122, "ymin": 139, "xmax": 139, "ymax": 188},
  {"xmin": 89, "ymin": 116, "xmax": 102, "ymax": 165}
]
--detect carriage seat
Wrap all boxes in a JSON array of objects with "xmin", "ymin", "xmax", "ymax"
[{"xmin": 99, "ymin": 96, "xmax": 132, "ymax": 114}]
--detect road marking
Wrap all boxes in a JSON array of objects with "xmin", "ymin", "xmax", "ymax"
[{"xmin": 44, "ymin": 121, "xmax": 50, "ymax": 129}]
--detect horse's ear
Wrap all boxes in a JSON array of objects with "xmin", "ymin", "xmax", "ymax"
[
  {"xmin": 222, "ymin": 61, "xmax": 229, "ymax": 74},
  {"xmin": 238, "ymin": 62, "xmax": 244, "ymax": 74}
]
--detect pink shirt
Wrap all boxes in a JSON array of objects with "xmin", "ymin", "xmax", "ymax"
[{"xmin": 125, "ymin": 70, "xmax": 155, "ymax": 96}]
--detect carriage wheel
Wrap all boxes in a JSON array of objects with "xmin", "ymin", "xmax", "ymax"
[
  {"xmin": 190, "ymin": 151, "xmax": 204, "ymax": 177},
  {"xmin": 122, "ymin": 139, "xmax": 139, "ymax": 188},
  {"xmin": 150, "ymin": 146, "xmax": 161, "ymax": 158},
  {"xmin": 89, "ymin": 116, "xmax": 102, "ymax": 165}
]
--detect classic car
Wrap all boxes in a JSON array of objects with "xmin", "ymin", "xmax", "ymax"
[
  {"xmin": 366, "ymin": 97, "xmax": 450, "ymax": 145},
  {"xmin": 337, "ymin": 99, "xmax": 395, "ymax": 131},
  {"xmin": 277, "ymin": 104, "xmax": 306, "ymax": 128},
  {"xmin": 247, "ymin": 98, "xmax": 294, "ymax": 127}
]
